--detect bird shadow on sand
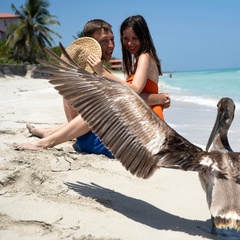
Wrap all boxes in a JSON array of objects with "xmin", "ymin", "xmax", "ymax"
[{"xmin": 64, "ymin": 181, "xmax": 229, "ymax": 239}]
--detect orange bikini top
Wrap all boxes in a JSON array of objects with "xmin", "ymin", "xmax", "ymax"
[
  {"xmin": 126, "ymin": 75, "xmax": 164, "ymax": 120},
  {"xmin": 127, "ymin": 75, "xmax": 159, "ymax": 93}
]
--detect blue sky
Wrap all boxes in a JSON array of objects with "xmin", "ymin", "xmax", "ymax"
[{"xmin": 1, "ymin": 0, "xmax": 240, "ymax": 71}]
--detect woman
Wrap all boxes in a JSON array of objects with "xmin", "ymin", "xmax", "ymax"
[
  {"xmin": 122, "ymin": 15, "xmax": 164, "ymax": 119},
  {"xmin": 14, "ymin": 15, "xmax": 170, "ymax": 156}
]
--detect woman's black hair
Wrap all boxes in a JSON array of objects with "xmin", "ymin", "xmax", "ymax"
[{"xmin": 120, "ymin": 15, "xmax": 162, "ymax": 77}]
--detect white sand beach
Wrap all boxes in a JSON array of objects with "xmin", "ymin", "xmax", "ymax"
[{"xmin": 0, "ymin": 74, "xmax": 239, "ymax": 240}]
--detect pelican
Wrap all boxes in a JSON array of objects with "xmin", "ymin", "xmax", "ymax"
[
  {"xmin": 206, "ymin": 97, "xmax": 235, "ymax": 152},
  {"xmin": 199, "ymin": 97, "xmax": 237, "ymax": 234},
  {"xmin": 36, "ymin": 43, "xmax": 240, "ymax": 234}
]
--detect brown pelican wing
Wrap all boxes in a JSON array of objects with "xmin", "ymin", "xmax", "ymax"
[{"xmin": 38, "ymin": 45, "xmax": 238, "ymax": 180}]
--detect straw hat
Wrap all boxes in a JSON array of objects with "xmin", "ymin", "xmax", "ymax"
[{"xmin": 61, "ymin": 37, "xmax": 102, "ymax": 73}]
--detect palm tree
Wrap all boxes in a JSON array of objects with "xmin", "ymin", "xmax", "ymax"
[{"xmin": 6, "ymin": 0, "xmax": 61, "ymax": 63}]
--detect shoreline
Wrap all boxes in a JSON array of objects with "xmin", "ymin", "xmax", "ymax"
[{"xmin": 0, "ymin": 75, "xmax": 236, "ymax": 239}]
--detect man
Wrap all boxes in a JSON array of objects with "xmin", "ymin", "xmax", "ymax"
[{"xmin": 63, "ymin": 19, "xmax": 116, "ymax": 122}]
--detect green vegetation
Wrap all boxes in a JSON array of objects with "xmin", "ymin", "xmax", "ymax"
[
  {"xmin": 4, "ymin": 0, "xmax": 61, "ymax": 64},
  {"xmin": 0, "ymin": 39, "xmax": 16, "ymax": 64},
  {"xmin": 1, "ymin": 0, "xmax": 119, "ymax": 67}
]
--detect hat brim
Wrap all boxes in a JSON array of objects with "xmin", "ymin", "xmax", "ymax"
[{"xmin": 61, "ymin": 37, "xmax": 102, "ymax": 73}]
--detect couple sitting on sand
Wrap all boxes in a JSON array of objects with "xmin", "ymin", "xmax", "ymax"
[{"xmin": 14, "ymin": 15, "xmax": 171, "ymax": 157}]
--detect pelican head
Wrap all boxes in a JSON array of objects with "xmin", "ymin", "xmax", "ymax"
[{"xmin": 206, "ymin": 97, "xmax": 235, "ymax": 152}]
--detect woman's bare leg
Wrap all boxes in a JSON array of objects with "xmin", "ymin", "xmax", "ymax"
[{"xmin": 14, "ymin": 115, "xmax": 90, "ymax": 150}]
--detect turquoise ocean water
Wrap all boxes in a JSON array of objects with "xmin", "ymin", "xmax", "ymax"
[
  {"xmin": 160, "ymin": 68, "xmax": 240, "ymax": 109},
  {"xmin": 159, "ymin": 68, "xmax": 240, "ymax": 150}
]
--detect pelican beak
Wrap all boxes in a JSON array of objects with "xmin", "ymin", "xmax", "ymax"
[{"xmin": 206, "ymin": 111, "xmax": 221, "ymax": 152}]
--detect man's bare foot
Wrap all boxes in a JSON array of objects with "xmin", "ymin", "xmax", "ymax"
[
  {"xmin": 26, "ymin": 123, "xmax": 51, "ymax": 138},
  {"xmin": 13, "ymin": 139, "xmax": 47, "ymax": 151}
]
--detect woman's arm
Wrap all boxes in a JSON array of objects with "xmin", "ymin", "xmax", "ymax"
[
  {"xmin": 141, "ymin": 92, "xmax": 171, "ymax": 108},
  {"xmin": 127, "ymin": 54, "xmax": 150, "ymax": 94}
]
